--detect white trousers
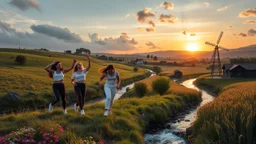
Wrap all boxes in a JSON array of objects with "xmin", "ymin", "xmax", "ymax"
[{"xmin": 104, "ymin": 84, "xmax": 117, "ymax": 109}]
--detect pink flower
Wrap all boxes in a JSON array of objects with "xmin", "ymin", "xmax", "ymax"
[
  {"xmin": 43, "ymin": 141, "xmax": 47, "ymax": 144},
  {"xmin": 58, "ymin": 128, "xmax": 64, "ymax": 133},
  {"xmin": 38, "ymin": 142, "xmax": 42, "ymax": 144},
  {"xmin": 50, "ymin": 140, "xmax": 53, "ymax": 143},
  {"xmin": 54, "ymin": 135, "xmax": 59, "ymax": 139},
  {"xmin": 99, "ymin": 141, "xmax": 105, "ymax": 144},
  {"xmin": 49, "ymin": 128, "xmax": 54, "ymax": 132},
  {"xmin": 55, "ymin": 139, "xmax": 59, "ymax": 143}
]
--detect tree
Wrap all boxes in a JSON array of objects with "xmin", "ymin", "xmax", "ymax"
[
  {"xmin": 150, "ymin": 55, "xmax": 153, "ymax": 60},
  {"xmin": 147, "ymin": 54, "xmax": 150, "ymax": 59},
  {"xmin": 15, "ymin": 55, "xmax": 26, "ymax": 65},
  {"xmin": 152, "ymin": 77, "xmax": 170, "ymax": 95},
  {"xmin": 152, "ymin": 66, "xmax": 162, "ymax": 75},
  {"xmin": 75, "ymin": 48, "xmax": 91, "ymax": 55},
  {"xmin": 134, "ymin": 83, "xmax": 148, "ymax": 97},
  {"xmin": 133, "ymin": 67, "xmax": 139, "ymax": 72},
  {"xmin": 153, "ymin": 56, "xmax": 158, "ymax": 61}
]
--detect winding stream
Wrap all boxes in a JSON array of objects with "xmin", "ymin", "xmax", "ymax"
[{"xmin": 144, "ymin": 78, "xmax": 215, "ymax": 144}]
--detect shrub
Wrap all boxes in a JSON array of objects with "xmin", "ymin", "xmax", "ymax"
[
  {"xmin": 133, "ymin": 67, "xmax": 138, "ymax": 72},
  {"xmin": 15, "ymin": 55, "xmax": 26, "ymax": 65},
  {"xmin": 152, "ymin": 66, "xmax": 162, "ymax": 75},
  {"xmin": 152, "ymin": 77, "xmax": 170, "ymax": 95},
  {"xmin": 134, "ymin": 83, "xmax": 148, "ymax": 97}
]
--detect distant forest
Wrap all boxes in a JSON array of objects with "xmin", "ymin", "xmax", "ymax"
[{"xmin": 230, "ymin": 58, "xmax": 256, "ymax": 63}]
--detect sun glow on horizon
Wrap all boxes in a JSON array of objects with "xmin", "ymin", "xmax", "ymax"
[{"xmin": 186, "ymin": 43, "xmax": 200, "ymax": 52}]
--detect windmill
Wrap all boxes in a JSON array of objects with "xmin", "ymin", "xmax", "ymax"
[{"xmin": 205, "ymin": 31, "xmax": 229, "ymax": 77}]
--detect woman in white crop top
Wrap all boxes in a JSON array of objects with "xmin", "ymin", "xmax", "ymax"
[
  {"xmin": 99, "ymin": 65, "xmax": 120, "ymax": 116},
  {"xmin": 44, "ymin": 59, "xmax": 76, "ymax": 114},
  {"xmin": 71, "ymin": 54, "xmax": 91, "ymax": 115}
]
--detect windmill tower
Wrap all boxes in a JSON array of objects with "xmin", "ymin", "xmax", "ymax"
[{"xmin": 205, "ymin": 31, "xmax": 229, "ymax": 77}]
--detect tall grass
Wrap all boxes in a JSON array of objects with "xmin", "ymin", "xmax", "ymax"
[
  {"xmin": 0, "ymin": 91, "xmax": 202, "ymax": 143},
  {"xmin": 191, "ymin": 81, "xmax": 256, "ymax": 144},
  {"xmin": 122, "ymin": 76, "xmax": 202, "ymax": 102},
  {"xmin": 194, "ymin": 74, "xmax": 256, "ymax": 95}
]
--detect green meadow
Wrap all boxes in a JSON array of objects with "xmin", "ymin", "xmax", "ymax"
[
  {"xmin": 194, "ymin": 74, "xmax": 256, "ymax": 94},
  {"xmin": 0, "ymin": 48, "xmax": 148, "ymax": 112}
]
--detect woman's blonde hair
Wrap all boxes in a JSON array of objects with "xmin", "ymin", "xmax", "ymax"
[{"xmin": 74, "ymin": 62, "xmax": 84, "ymax": 72}]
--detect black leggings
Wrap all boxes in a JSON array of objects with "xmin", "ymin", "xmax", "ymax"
[
  {"xmin": 74, "ymin": 83, "xmax": 86, "ymax": 109},
  {"xmin": 51, "ymin": 83, "xmax": 66, "ymax": 109}
]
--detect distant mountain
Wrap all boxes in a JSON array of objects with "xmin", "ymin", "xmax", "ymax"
[
  {"xmin": 93, "ymin": 44, "xmax": 256, "ymax": 59},
  {"xmin": 139, "ymin": 44, "xmax": 256, "ymax": 59}
]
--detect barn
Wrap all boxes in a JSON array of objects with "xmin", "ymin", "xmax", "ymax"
[{"xmin": 222, "ymin": 63, "xmax": 256, "ymax": 78}]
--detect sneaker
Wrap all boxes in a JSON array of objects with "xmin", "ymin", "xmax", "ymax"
[
  {"xmin": 109, "ymin": 110, "xmax": 113, "ymax": 115},
  {"xmin": 74, "ymin": 104, "xmax": 78, "ymax": 112},
  {"xmin": 63, "ymin": 109, "xmax": 68, "ymax": 115},
  {"xmin": 48, "ymin": 103, "xmax": 53, "ymax": 112},
  {"xmin": 103, "ymin": 110, "xmax": 109, "ymax": 116},
  {"xmin": 80, "ymin": 110, "xmax": 85, "ymax": 115}
]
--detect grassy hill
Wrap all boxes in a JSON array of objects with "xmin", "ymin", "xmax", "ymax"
[
  {"xmin": 0, "ymin": 76, "xmax": 202, "ymax": 144},
  {"xmin": 0, "ymin": 48, "xmax": 148, "ymax": 112}
]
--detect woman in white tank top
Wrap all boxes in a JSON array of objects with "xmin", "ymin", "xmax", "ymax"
[
  {"xmin": 99, "ymin": 65, "xmax": 120, "ymax": 116},
  {"xmin": 44, "ymin": 59, "xmax": 76, "ymax": 114},
  {"xmin": 71, "ymin": 54, "xmax": 91, "ymax": 115}
]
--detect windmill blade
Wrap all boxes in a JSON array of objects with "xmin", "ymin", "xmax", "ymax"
[
  {"xmin": 216, "ymin": 31, "xmax": 224, "ymax": 45},
  {"xmin": 219, "ymin": 45, "xmax": 229, "ymax": 51},
  {"xmin": 205, "ymin": 41, "xmax": 216, "ymax": 47}
]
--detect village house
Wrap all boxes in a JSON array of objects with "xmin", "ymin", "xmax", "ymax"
[{"xmin": 222, "ymin": 63, "xmax": 256, "ymax": 78}]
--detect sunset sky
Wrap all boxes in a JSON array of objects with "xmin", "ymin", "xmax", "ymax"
[{"xmin": 0, "ymin": 0, "xmax": 255, "ymax": 54}]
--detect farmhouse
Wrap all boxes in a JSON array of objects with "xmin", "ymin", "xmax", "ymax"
[
  {"xmin": 135, "ymin": 58, "xmax": 144, "ymax": 65},
  {"xmin": 222, "ymin": 63, "xmax": 256, "ymax": 78}
]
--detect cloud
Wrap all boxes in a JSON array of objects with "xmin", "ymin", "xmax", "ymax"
[
  {"xmin": 148, "ymin": 20, "xmax": 156, "ymax": 27},
  {"xmin": 158, "ymin": 14, "xmax": 177, "ymax": 23},
  {"xmin": 182, "ymin": 31, "xmax": 187, "ymax": 35},
  {"xmin": 238, "ymin": 33, "xmax": 247, "ymax": 37},
  {"xmin": 31, "ymin": 24, "xmax": 84, "ymax": 43},
  {"xmin": 0, "ymin": 21, "xmax": 139, "ymax": 52},
  {"xmin": 0, "ymin": 21, "xmax": 85, "ymax": 51},
  {"xmin": 239, "ymin": 8, "xmax": 256, "ymax": 18},
  {"xmin": 136, "ymin": 8, "xmax": 155, "ymax": 23},
  {"xmin": 82, "ymin": 25, "xmax": 107, "ymax": 29},
  {"xmin": 9, "ymin": 0, "xmax": 40, "ymax": 11},
  {"xmin": 190, "ymin": 33, "xmax": 196, "ymax": 36},
  {"xmin": 88, "ymin": 33, "xmax": 138, "ymax": 51},
  {"xmin": 248, "ymin": 29, "xmax": 256, "ymax": 36},
  {"xmin": 204, "ymin": 2, "xmax": 210, "ymax": 7},
  {"xmin": 146, "ymin": 42, "xmax": 157, "ymax": 49},
  {"xmin": 125, "ymin": 14, "xmax": 130, "ymax": 18},
  {"xmin": 227, "ymin": 25, "xmax": 234, "ymax": 28},
  {"xmin": 145, "ymin": 28, "xmax": 155, "ymax": 32},
  {"xmin": 217, "ymin": 6, "xmax": 228, "ymax": 12},
  {"xmin": 137, "ymin": 27, "xmax": 144, "ymax": 32},
  {"xmin": 243, "ymin": 20, "xmax": 256, "ymax": 24},
  {"xmin": 160, "ymin": 1, "xmax": 174, "ymax": 10}
]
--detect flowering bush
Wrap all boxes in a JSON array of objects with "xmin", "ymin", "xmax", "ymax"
[
  {"xmin": 0, "ymin": 124, "xmax": 103, "ymax": 144},
  {"xmin": 0, "ymin": 124, "xmax": 64, "ymax": 144}
]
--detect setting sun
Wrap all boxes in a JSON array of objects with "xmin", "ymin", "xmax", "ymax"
[{"xmin": 186, "ymin": 43, "xmax": 199, "ymax": 52}]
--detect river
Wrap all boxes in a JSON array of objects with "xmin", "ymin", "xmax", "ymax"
[{"xmin": 144, "ymin": 78, "xmax": 215, "ymax": 144}]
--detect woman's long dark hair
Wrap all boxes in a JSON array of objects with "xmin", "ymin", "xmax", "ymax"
[
  {"xmin": 49, "ymin": 61, "xmax": 63, "ymax": 78},
  {"xmin": 100, "ymin": 65, "xmax": 115, "ymax": 74}
]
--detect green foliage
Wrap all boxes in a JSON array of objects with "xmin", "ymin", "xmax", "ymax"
[
  {"xmin": 0, "ymin": 92, "xmax": 202, "ymax": 143},
  {"xmin": 15, "ymin": 55, "xmax": 26, "ymax": 65},
  {"xmin": 133, "ymin": 67, "xmax": 138, "ymax": 72},
  {"xmin": 152, "ymin": 77, "xmax": 170, "ymax": 95},
  {"xmin": 230, "ymin": 57, "xmax": 256, "ymax": 64},
  {"xmin": 134, "ymin": 83, "xmax": 147, "ymax": 97},
  {"xmin": 152, "ymin": 66, "xmax": 162, "ymax": 74}
]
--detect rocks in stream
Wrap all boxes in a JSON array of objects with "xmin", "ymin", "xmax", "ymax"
[{"xmin": 186, "ymin": 127, "xmax": 193, "ymax": 135}]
